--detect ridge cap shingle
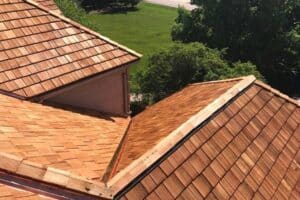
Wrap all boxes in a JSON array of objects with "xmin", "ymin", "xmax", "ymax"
[
  {"xmin": 188, "ymin": 77, "xmax": 244, "ymax": 86},
  {"xmin": 0, "ymin": 152, "xmax": 113, "ymax": 199},
  {"xmin": 254, "ymin": 80, "xmax": 300, "ymax": 106},
  {"xmin": 107, "ymin": 75, "xmax": 256, "ymax": 194}
]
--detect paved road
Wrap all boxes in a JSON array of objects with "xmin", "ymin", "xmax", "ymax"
[{"xmin": 144, "ymin": 0, "xmax": 197, "ymax": 10}]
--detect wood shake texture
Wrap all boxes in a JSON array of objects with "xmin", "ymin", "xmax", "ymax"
[
  {"xmin": 114, "ymin": 80, "xmax": 239, "ymax": 174},
  {"xmin": 0, "ymin": 0, "xmax": 139, "ymax": 99},
  {"xmin": 0, "ymin": 75, "xmax": 298, "ymax": 199},
  {"xmin": 119, "ymin": 83, "xmax": 300, "ymax": 200},
  {"xmin": 0, "ymin": 93, "xmax": 130, "ymax": 182}
]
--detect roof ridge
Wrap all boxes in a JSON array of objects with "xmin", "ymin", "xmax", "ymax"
[
  {"xmin": 254, "ymin": 80, "xmax": 300, "ymax": 106},
  {"xmin": 134, "ymin": 76, "xmax": 245, "ymax": 117},
  {"xmin": 107, "ymin": 75, "xmax": 256, "ymax": 194},
  {"xmin": 24, "ymin": 0, "xmax": 142, "ymax": 58},
  {"xmin": 0, "ymin": 152, "xmax": 113, "ymax": 198},
  {"xmin": 188, "ymin": 76, "xmax": 244, "ymax": 86},
  {"xmin": 102, "ymin": 119, "xmax": 133, "ymax": 182}
]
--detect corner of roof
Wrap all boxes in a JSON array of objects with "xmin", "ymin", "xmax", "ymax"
[
  {"xmin": 24, "ymin": 0, "xmax": 143, "ymax": 59},
  {"xmin": 254, "ymin": 80, "xmax": 300, "ymax": 107},
  {"xmin": 0, "ymin": 152, "xmax": 113, "ymax": 199},
  {"xmin": 106, "ymin": 75, "xmax": 256, "ymax": 195}
]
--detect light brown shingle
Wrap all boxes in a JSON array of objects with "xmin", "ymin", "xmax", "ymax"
[
  {"xmin": 0, "ymin": 92, "xmax": 130, "ymax": 182},
  {"xmin": 0, "ymin": 0, "xmax": 140, "ymax": 99},
  {"xmin": 113, "ymin": 79, "xmax": 239, "ymax": 174},
  {"xmin": 117, "ymin": 81, "xmax": 300, "ymax": 200}
]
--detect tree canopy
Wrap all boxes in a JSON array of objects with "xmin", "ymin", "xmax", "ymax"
[
  {"xmin": 135, "ymin": 42, "xmax": 263, "ymax": 103},
  {"xmin": 172, "ymin": 0, "xmax": 300, "ymax": 96},
  {"xmin": 80, "ymin": 0, "xmax": 141, "ymax": 10}
]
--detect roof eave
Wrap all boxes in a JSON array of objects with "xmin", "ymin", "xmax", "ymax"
[
  {"xmin": 28, "ymin": 60, "xmax": 139, "ymax": 102},
  {"xmin": 0, "ymin": 152, "xmax": 113, "ymax": 199}
]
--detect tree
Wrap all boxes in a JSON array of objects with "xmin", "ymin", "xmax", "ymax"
[
  {"xmin": 80, "ymin": 0, "xmax": 141, "ymax": 10},
  {"xmin": 135, "ymin": 42, "xmax": 263, "ymax": 103},
  {"xmin": 55, "ymin": 0, "xmax": 99, "ymax": 32},
  {"xmin": 172, "ymin": 0, "xmax": 300, "ymax": 96}
]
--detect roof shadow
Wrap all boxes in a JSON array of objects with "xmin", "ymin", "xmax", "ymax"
[{"xmin": 42, "ymin": 102, "xmax": 124, "ymax": 122}]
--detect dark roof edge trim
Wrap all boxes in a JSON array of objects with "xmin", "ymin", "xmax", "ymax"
[{"xmin": 0, "ymin": 170, "xmax": 103, "ymax": 200}]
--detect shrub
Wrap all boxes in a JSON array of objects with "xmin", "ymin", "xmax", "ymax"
[
  {"xmin": 55, "ymin": 0, "xmax": 100, "ymax": 32},
  {"xmin": 135, "ymin": 42, "xmax": 263, "ymax": 103},
  {"xmin": 80, "ymin": 0, "xmax": 141, "ymax": 10}
]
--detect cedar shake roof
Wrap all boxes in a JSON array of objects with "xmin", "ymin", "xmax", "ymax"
[
  {"xmin": 108, "ymin": 76, "xmax": 299, "ymax": 199},
  {"xmin": 34, "ymin": 0, "xmax": 61, "ymax": 13},
  {"xmin": 0, "ymin": 0, "xmax": 140, "ymax": 99},
  {"xmin": 112, "ymin": 79, "xmax": 240, "ymax": 174},
  {"xmin": 0, "ymin": 75, "xmax": 299, "ymax": 199},
  {"xmin": 0, "ymin": 92, "xmax": 130, "ymax": 182}
]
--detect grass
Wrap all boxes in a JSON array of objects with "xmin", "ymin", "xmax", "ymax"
[{"xmin": 86, "ymin": 3, "xmax": 178, "ymax": 76}]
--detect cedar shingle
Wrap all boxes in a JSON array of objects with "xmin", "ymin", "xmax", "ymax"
[
  {"xmin": 0, "ymin": 92, "xmax": 129, "ymax": 184},
  {"xmin": 114, "ymin": 80, "xmax": 237, "ymax": 173},
  {"xmin": 0, "ymin": 0, "xmax": 139, "ymax": 98},
  {"xmin": 119, "ymin": 82, "xmax": 299, "ymax": 200}
]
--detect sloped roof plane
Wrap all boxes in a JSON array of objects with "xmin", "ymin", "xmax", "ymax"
[
  {"xmin": 0, "ymin": 75, "xmax": 299, "ymax": 199},
  {"xmin": 0, "ymin": 0, "xmax": 140, "ymax": 99},
  {"xmin": 108, "ymin": 76, "xmax": 299, "ymax": 199},
  {"xmin": 0, "ymin": 92, "xmax": 130, "ymax": 182},
  {"xmin": 112, "ymin": 78, "xmax": 240, "ymax": 175}
]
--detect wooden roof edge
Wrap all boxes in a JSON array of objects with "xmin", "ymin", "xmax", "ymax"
[
  {"xmin": 101, "ymin": 120, "xmax": 133, "ymax": 183},
  {"xmin": 0, "ymin": 152, "xmax": 113, "ymax": 199},
  {"xmin": 107, "ymin": 75, "xmax": 256, "ymax": 194},
  {"xmin": 27, "ymin": 59, "xmax": 139, "ymax": 100},
  {"xmin": 188, "ymin": 76, "xmax": 244, "ymax": 86},
  {"xmin": 254, "ymin": 80, "xmax": 300, "ymax": 107},
  {"xmin": 0, "ymin": 89, "xmax": 26, "ymax": 100},
  {"xmin": 24, "ymin": 0, "xmax": 143, "ymax": 58}
]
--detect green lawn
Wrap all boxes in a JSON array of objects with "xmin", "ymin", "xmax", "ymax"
[{"xmin": 86, "ymin": 3, "xmax": 178, "ymax": 76}]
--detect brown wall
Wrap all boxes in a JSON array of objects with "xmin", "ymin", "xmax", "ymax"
[
  {"xmin": 118, "ymin": 85, "xmax": 299, "ymax": 200},
  {"xmin": 46, "ymin": 67, "xmax": 129, "ymax": 116}
]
